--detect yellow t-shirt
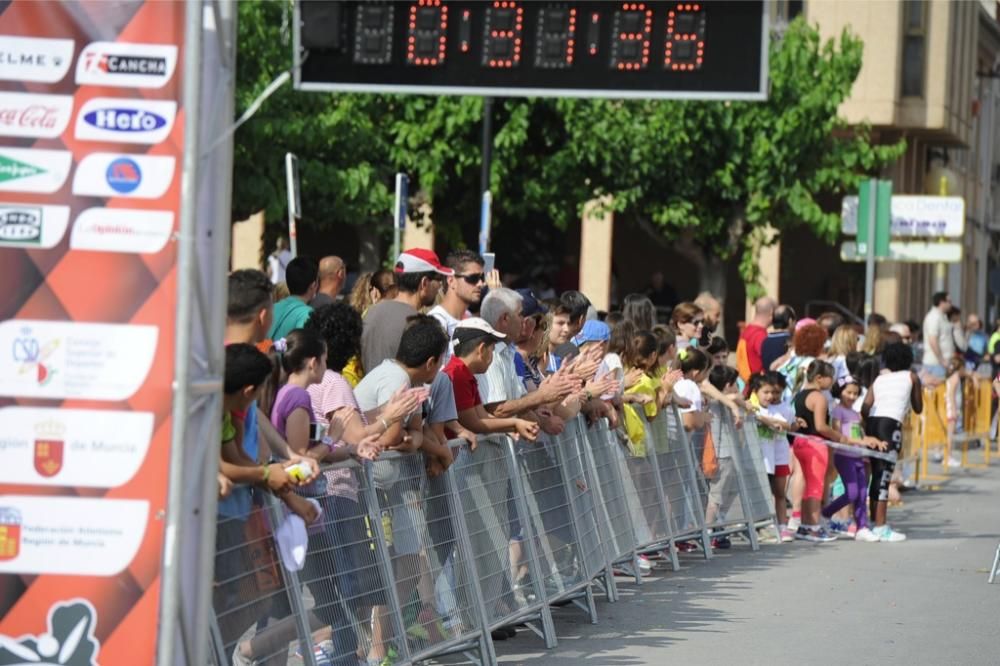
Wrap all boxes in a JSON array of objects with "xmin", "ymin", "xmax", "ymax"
[
  {"xmin": 342, "ymin": 355, "xmax": 363, "ymax": 388},
  {"xmin": 623, "ymin": 372, "xmax": 660, "ymax": 454}
]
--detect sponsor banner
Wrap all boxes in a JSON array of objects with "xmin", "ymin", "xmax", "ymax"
[
  {"xmin": 0, "ymin": 407, "xmax": 154, "ymax": 487},
  {"xmin": 0, "ymin": 91, "xmax": 73, "ymax": 139},
  {"xmin": 76, "ymin": 41, "xmax": 177, "ymax": 88},
  {"xmin": 70, "ymin": 207, "xmax": 173, "ymax": 253},
  {"xmin": 0, "ymin": 599, "xmax": 100, "ymax": 665},
  {"xmin": 72, "ymin": 152, "xmax": 175, "ymax": 199},
  {"xmin": 74, "ymin": 97, "xmax": 176, "ymax": 144},
  {"xmin": 0, "ymin": 495, "xmax": 147, "ymax": 576},
  {"xmin": 0, "ymin": 147, "xmax": 71, "ymax": 194},
  {"xmin": 0, "ymin": 202, "xmax": 70, "ymax": 248},
  {"xmin": 841, "ymin": 195, "xmax": 965, "ymax": 238},
  {"xmin": 0, "ymin": 35, "xmax": 74, "ymax": 83},
  {"xmin": 0, "ymin": 320, "xmax": 158, "ymax": 400},
  {"xmin": 840, "ymin": 240, "xmax": 964, "ymax": 264}
]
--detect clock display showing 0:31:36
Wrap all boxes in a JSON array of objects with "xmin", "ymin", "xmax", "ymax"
[{"xmin": 351, "ymin": 1, "xmax": 708, "ymax": 72}]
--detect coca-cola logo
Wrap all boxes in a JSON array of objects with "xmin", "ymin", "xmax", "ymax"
[
  {"xmin": 0, "ymin": 105, "xmax": 61, "ymax": 129},
  {"xmin": 0, "ymin": 93, "xmax": 72, "ymax": 139}
]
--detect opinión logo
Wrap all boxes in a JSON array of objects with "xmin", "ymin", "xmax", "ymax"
[{"xmin": 74, "ymin": 97, "xmax": 176, "ymax": 145}]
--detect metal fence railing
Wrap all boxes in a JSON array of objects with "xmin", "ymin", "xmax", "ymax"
[{"xmin": 211, "ymin": 401, "xmax": 777, "ymax": 665}]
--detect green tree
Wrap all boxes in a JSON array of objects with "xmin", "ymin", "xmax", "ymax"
[
  {"xmin": 236, "ymin": 7, "xmax": 901, "ymax": 296},
  {"xmin": 483, "ymin": 17, "xmax": 904, "ymax": 298}
]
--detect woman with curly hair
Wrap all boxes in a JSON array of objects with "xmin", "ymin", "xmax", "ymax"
[
  {"xmin": 349, "ymin": 268, "xmax": 398, "ymax": 317},
  {"xmin": 302, "ymin": 302, "xmax": 424, "ymax": 665}
]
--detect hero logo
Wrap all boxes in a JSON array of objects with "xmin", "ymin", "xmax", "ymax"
[
  {"xmin": 76, "ymin": 42, "xmax": 177, "ymax": 88},
  {"xmin": 0, "ymin": 207, "xmax": 41, "ymax": 243},
  {"xmin": 86, "ymin": 108, "xmax": 165, "ymax": 132},
  {"xmin": 105, "ymin": 157, "xmax": 141, "ymax": 194},
  {"xmin": 74, "ymin": 98, "xmax": 176, "ymax": 145},
  {"xmin": 0, "ymin": 92, "xmax": 73, "ymax": 139}
]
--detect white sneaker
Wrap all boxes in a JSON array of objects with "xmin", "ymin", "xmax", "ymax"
[
  {"xmin": 943, "ymin": 455, "xmax": 962, "ymax": 468},
  {"xmin": 787, "ymin": 516, "xmax": 801, "ymax": 531},
  {"xmin": 854, "ymin": 527, "xmax": 880, "ymax": 543},
  {"xmin": 874, "ymin": 525, "xmax": 906, "ymax": 542}
]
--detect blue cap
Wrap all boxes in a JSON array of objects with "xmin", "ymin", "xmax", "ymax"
[
  {"xmin": 516, "ymin": 288, "xmax": 548, "ymax": 317},
  {"xmin": 573, "ymin": 320, "xmax": 610, "ymax": 346}
]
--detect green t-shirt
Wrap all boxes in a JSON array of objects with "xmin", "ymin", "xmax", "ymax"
[{"xmin": 268, "ymin": 297, "xmax": 313, "ymax": 341}]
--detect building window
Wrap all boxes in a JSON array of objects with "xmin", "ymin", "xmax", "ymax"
[{"xmin": 901, "ymin": 0, "xmax": 927, "ymax": 97}]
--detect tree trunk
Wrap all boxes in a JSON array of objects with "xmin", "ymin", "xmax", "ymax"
[
  {"xmin": 357, "ymin": 224, "xmax": 381, "ymax": 273},
  {"xmin": 698, "ymin": 251, "xmax": 727, "ymax": 303}
]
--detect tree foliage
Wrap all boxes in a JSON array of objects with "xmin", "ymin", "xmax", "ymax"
[{"xmin": 235, "ymin": 6, "xmax": 902, "ymax": 292}]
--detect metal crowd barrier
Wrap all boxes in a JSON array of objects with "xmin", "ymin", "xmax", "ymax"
[{"xmin": 210, "ymin": 401, "xmax": 775, "ymax": 665}]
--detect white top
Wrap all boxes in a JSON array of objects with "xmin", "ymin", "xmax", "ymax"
[
  {"xmin": 428, "ymin": 304, "xmax": 462, "ymax": 363},
  {"xmin": 756, "ymin": 403, "xmax": 794, "ymax": 445},
  {"xmin": 922, "ymin": 307, "xmax": 954, "ymax": 367},
  {"xmin": 597, "ymin": 353, "xmax": 624, "ymax": 399},
  {"xmin": 267, "ymin": 249, "xmax": 292, "ymax": 285},
  {"xmin": 870, "ymin": 370, "xmax": 913, "ymax": 422},
  {"xmin": 476, "ymin": 342, "xmax": 527, "ymax": 406},
  {"xmin": 673, "ymin": 378, "xmax": 703, "ymax": 413}
]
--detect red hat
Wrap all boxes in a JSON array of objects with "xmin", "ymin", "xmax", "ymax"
[{"xmin": 394, "ymin": 248, "xmax": 453, "ymax": 276}]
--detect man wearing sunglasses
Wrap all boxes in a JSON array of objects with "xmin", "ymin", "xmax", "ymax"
[{"xmin": 430, "ymin": 250, "xmax": 487, "ymax": 363}]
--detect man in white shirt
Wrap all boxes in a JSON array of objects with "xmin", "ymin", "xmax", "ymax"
[
  {"xmin": 429, "ymin": 250, "xmax": 486, "ymax": 362},
  {"xmin": 922, "ymin": 292, "xmax": 953, "ymax": 378},
  {"xmin": 266, "ymin": 235, "xmax": 293, "ymax": 285}
]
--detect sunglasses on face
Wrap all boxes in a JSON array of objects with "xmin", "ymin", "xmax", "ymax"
[
  {"xmin": 455, "ymin": 273, "xmax": 485, "ymax": 285},
  {"xmin": 690, "ymin": 319, "xmax": 705, "ymax": 327}
]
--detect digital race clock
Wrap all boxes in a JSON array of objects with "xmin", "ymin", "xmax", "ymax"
[{"xmin": 294, "ymin": 1, "xmax": 768, "ymax": 100}]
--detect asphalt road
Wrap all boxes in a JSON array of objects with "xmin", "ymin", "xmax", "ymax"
[{"xmin": 482, "ymin": 462, "xmax": 1000, "ymax": 666}]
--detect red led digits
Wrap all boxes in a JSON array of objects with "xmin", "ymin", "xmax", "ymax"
[
  {"xmin": 610, "ymin": 3, "xmax": 652, "ymax": 71},
  {"xmin": 664, "ymin": 2, "xmax": 706, "ymax": 71},
  {"xmin": 534, "ymin": 6, "xmax": 577, "ymax": 68},
  {"xmin": 406, "ymin": 0, "xmax": 448, "ymax": 67},
  {"xmin": 483, "ymin": 1, "xmax": 524, "ymax": 68}
]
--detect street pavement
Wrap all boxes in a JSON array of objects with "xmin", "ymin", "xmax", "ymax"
[{"xmin": 476, "ymin": 461, "xmax": 1000, "ymax": 665}]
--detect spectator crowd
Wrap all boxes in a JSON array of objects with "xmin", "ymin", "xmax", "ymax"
[{"xmin": 218, "ymin": 247, "xmax": 997, "ymax": 665}]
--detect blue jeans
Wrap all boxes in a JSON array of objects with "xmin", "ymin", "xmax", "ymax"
[{"xmin": 924, "ymin": 364, "xmax": 946, "ymax": 379}]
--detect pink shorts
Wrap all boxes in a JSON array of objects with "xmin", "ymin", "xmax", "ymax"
[{"xmin": 792, "ymin": 436, "xmax": 829, "ymax": 500}]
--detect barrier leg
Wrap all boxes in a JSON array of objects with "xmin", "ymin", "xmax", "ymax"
[
  {"xmin": 989, "ymin": 541, "xmax": 1000, "ymax": 584},
  {"xmin": 504, "ymin": 441, "xmax": 560, "ymax": 646},
  {"xmin": 675, "ymin": 416, "xmax": 713, "ymax": 559},
  {"xmin": 263, "ymin": 495, "xmax": 319, "ymax": 666},
  {"xmin": 363, "ymin": 467, "xmax": 414, "ymax": 665},
  {"xmin": 575, "ymin": 424, "xmax": 629, "ymax": 598},
  {"xmin": 443, "ymin": 458, "xmax": 500, "ymax": 664},
  {"xmin": 645, "ymin": 444, "xmax": 681, "ymax": 572}
]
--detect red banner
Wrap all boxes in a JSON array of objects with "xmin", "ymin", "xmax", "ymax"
[{"xmin": 0, "ymin": 2, "xmax": 185, "ymax": 663}]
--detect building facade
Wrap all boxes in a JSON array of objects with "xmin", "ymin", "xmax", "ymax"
[{"xmin": 793, "ymin": 0, "xmax": 1000, "ymax": 324}]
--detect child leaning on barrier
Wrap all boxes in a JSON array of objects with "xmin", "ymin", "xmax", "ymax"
[
  {"xmin": 748, "ymin": 371, "xmax": 799, "ymax": 542},
  {"xmin": 820, "ymin": 374, "xmax": 883, "ymax": 542},
  {"xmin": 443, "ymin": 318, "xmax": 540, "ymax": 441},
  {"xmin": 220, "ymin": 343, "xmax": 319, "ymax": 521},
  {"xmin": 861, "ymin": 341, "xmax": 923, "ymax": 543},
  {"xmin": 703, "ymin": 365, "xmax": 742, "ymax": 548}
]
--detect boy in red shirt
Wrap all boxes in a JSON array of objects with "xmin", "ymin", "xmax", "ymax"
[{"xmin": 443, "ymin": 318, "xmax": 540, "ymax": 441}]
